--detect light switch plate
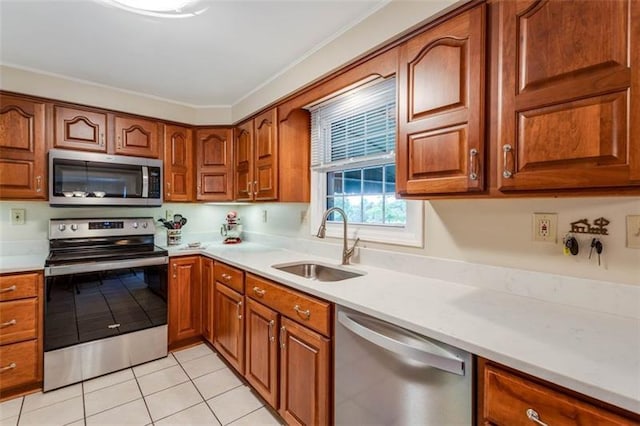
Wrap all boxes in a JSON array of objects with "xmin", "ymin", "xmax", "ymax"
[
  {"xmin": 532, "ymin": 213, "xmax": 557, "ymax": 243},
  {"xmin": 626, "ymin": 215, "xmax": 640, "ymax": 249}
]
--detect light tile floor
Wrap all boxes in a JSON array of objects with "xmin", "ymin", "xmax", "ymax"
[{"xmin": 0, "ymin": 344, "xmax": 283, "ymax": 426}]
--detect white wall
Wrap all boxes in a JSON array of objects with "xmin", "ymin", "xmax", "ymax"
[{"xmin": 240, "ymin": 198, "xmax": 640, "ymax": 286}]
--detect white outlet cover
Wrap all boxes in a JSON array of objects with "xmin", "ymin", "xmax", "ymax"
[
  {"xmin": 626, "ymin": 215, "xmax": 640, "ymax": 249},
  {"xmin": 532, "ymin": 213, "xmax": 557, "ymax": 243}
]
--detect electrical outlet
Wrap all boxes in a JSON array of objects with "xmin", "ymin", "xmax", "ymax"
[
  {"xmin": 10, "ymin": 208, "xmax": 26, "ymax": 225},
  {"xmin": 262, "ymin": 210, "xmax": 268, "ymax": 223},
  {"xmin": 165, "ymin": 209, "xmax": 173, "ymax": 221},
  {"xmin": 300, "ymin": 210, "xmax": 308, "ymax": 224},
  {"xmin": 626, "ymin": 215, "xmax": 640, "ymax": 249},
  {"xmin": 532, "ymin": 213, "xmax": 557, "ymax": 242}
]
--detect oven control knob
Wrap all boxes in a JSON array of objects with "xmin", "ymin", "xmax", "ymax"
[
  {"xmin": 132, "ymin": 222, "xmax": 139, "ymax": 229},
  {"xmin": 70, "ymin": 224, "xmax": 78, "ymax": 232},
  {"xmin": 142, "ymin": 222, "xmax": 148, "ymax": 229},
  {"xmin": 58, "ymin": 224, "xmax": 66, "ymax": 232}
]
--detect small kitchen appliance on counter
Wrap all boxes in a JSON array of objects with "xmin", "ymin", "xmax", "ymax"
[
  {"xmin": 221, "ymin": 210, "xmax": 242, "ymax": 244},
  {"xmin": 43, "ymin": 217, "xmax": 168, "ymax": 391}
]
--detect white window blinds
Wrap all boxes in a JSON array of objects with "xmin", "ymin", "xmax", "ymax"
[{"xmin": 309, "ymin": 77, "xmax": 396, "ymax": 171}]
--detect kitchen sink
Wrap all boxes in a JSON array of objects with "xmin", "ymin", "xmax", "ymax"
[{"xmin": 272, "ymin": 261, "xmax": 365, "ymax": 282}]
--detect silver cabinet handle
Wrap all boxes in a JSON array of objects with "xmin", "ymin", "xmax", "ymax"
[
  {"xmin": 526, "ymin": 409, "xmax": 548, "ymax": 426},
  {"xmin": 0, "ymin": 362, "xmax": 16, "ymax": 372},
  {"xmin": 268, "ymin": 319, "xmax": 275, "ymax": 342},
  {"xmin": 469, "ymin": 148, "xmax": 479, "ymax": 180},
  {"xmin": 503, "ymin": 144, "xmax": 513, "ymax": 178},
  {"xmin": 293, "ymin": 305, "xmax": 311, "ymax": 320},
  {"xmin": 35, "ymin": 176, "xmax": 42, "ymax": 192},
  {"xmin": 253, "ymin": 180, "xmax": 258, "ymax": 196},
  {"xmin": 279, "ymin": 325, "xmax": 286, "ymax": 349},
  {"xmin": 172, "ymin": 263, "xmax": 177, "ymax": 279},
  {"xmin": 246, "ymin": 182, "xmax": 251, "ymax": 195},
  {"xmin": 117, "ymin": 135, "xmax": 122, "ymax": 148},
  {"xmin": 166, "ymin": 182, "xmax": 171, "ymax": 197},
  {"xmin": 0, "ymin": 285, "xmax": 16, "ymax": 293},
  {"xmin": 253, "ymin": 286, "xmax": 265, "ymax": 297},
  {"xmin": 236, "ymin": 300, "xmax": 242, "ymax": 320},
  {"xmin": 338, "ymin": 311, "xmax": 465, "ymax": 376},
  {"xmin": 100, "ymin": 133, "xmax": 105, "ymax": 146},
  {"xmin": 1, "ymin": 319, "xmax": 16, "ymax": 327}
]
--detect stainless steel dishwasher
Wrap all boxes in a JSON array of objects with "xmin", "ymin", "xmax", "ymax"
[{"xmin": 335, "ymin": 306, "xmax": 473, "ymax": 425}]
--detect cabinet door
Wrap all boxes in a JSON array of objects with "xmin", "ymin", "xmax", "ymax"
[
  {"xmin": 495, "ymin": 0, "xmax": 639, "ymax": 191},
  {"xmin": 214, "ymin": 282, "xmax": 244, "ymax": 373},
  {"xmin": 196, "ymin": 128, "xmax": 233, "ymax": 201},
  {"xmin": 164, "ymin": 125, "xmax": 193, "ymax": 201},
  {"xmin": 168, "ymin": 257, "xmax": 201, "ymax": 346},
  {"xmin": 0, "ymin": 94, "xmax": 46, "ymax": 199},
  {"xmin": 114, "ymin": 115, "xmax": 160, "ymax": 158},
  {"xmin": 234, "ymin": 120, "xmax": 254, "ymax": 201},
  {"xmin": 279, "ymin": 317, "xmax": 330, "ymax": 426},
  {"xmin": 278, "ymin": 108, "xmax": 310, "ymax": 202},
  {"xmin": 54, "ymin": 105, "xmax": 107, "ymax": 152},
  {"xmin": 245, "ymin": 298, "xmax": 279, "ymax": 408},
  {"xmin": 397, "ymin": 5, "xmax": 485, "ymax": 195},
  {"xmin": 201, "ymin": 257, "xmax": 214, "ymax": 345},
  {"xmin": 253, "ymin": 108, "xmax": 278, "ymax": 200}
]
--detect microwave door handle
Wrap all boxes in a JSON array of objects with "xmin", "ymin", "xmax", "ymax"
[
  {"xmin": 142, "ymin": 166, "xmax": 149, "ymax": 197},
  {"xmin": 337, "ymin": 311, "xmax": 465, "ymax": 376}
]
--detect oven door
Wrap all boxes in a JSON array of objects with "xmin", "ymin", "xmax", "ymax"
[{"xmin": 44, "ymin": 259, "xmax": 168, "ymax": 352}]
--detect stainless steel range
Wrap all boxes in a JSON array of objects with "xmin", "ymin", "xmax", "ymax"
[{"xmin": 43, "ymin": 217, "xmax": 168, "ymax": 391}]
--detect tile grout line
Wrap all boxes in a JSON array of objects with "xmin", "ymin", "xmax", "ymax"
[
  {"xmin": 225, "ymin": 405, "xmax": 265, "ymax": 426},
  {"xmin": 132, "ymin": 367, "xmax": 155, "ymax": 425},
  {"xmin": 16, "ymin": 396, "xmax": 24, "ymax": 426},
  {"xmin": 174, "ymin": 346, "xmax": 225, "ymax": 426}
]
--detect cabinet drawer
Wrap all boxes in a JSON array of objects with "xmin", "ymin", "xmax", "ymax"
[
  {"xmin": 215, "ymin": 262, "xmax": 244, "ymax": 294},
  {"xmin": 483, "ymin": 363, "xmax": 633, "ymax": 426},
  {"xmin": 247, "ymin": 274, "xmax": 330, "ymax": 337},
  {"xmin": 0, "ymin": 273, "xmax": 39, "ymax": 301},
  {"xmin": 0, "ymin": 298, "xmax": 38, "ymax": 345},
  {"xmin": 0, "ymin": 339, "xmax": 39, "ymax": 391}
]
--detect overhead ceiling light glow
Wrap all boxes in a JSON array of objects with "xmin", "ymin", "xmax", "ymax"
[{"xmin": 100, "ymin": 0, "xmax": 208, "ymax": 18}]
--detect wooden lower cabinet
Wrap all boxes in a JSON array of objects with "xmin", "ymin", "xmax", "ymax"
[
  {"xmin": 0, "ymin": 271, "xmax": 43, "ymax": 398},
  {"xmin": 168, "ymin": 256, "xmax": 201, "ymax": 347},
  {"xmin": 279, "ymin": 317, "xmax": 330, "ymax": 426},
  {"xmin": 213, "ymin": 281, "xmax": 244, "ymax": 373},
  {"xmin": 244, "ymin": 298, "xmax": 279, "ymax": 408},
  {"xmin": 479, "ymin": 358, "xmax": 640, "ymax": 426},
  {"xmin": 201, "ymin": 257, "xmax": 214, "ymax": 345}
]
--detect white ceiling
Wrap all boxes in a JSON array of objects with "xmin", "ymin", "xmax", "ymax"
[{"xmin": 0, "ymin": 0, "xmax": 387, "ymax": 107}]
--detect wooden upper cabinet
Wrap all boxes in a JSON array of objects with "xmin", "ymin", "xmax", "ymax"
[
  {"xmin": 396, "ymin": 5, "xmax": 486, "ymax": 196},
  {"xmin": 164, "ymin": 125, "xmax": 193, "ymax": 202},
  {"xmin": 196, "ymin": 127, "xmax": 233, "ymax": 201},
  {"xmin": 253, "ymin": 108, "xmax": 278, "ymax": 200},
  {"xmin": 234, "ymin": 119, "xmax": 254, "ymax": 201},
  {"xmin": 54, "ymin": 105, "xmax": 107, "ymax": 152},
  {"xmin": 0, "ymin": 94, "xmax": 46, "ymax": 199},
  {"xmin": 278, "ymin": 108, "xmax": 310, "ymax": 202},
  {"xmin": 168, "ymin": 256, "xmax": 201, "ymax": 347},
  {"xmin": 495, "ymin": 0, "xmax": 640, "ymax": 191},
  {"xmin": 114, "ymin": 115, "xmax": 161, "ymax": 158}
]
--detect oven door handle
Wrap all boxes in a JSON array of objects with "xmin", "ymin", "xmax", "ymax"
[{"xmin": 45, "ymin": 256, "xmax": 168, "ymax": 277}]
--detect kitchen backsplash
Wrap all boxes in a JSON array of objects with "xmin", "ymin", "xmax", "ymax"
[{"xmin": 1, "ymin": 197, "xmax": 638, "ymax": 285}]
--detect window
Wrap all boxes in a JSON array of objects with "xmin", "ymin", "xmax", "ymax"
[{"xmin": 308, "ymin": 78, "xmax": 423, "ymax": 247}]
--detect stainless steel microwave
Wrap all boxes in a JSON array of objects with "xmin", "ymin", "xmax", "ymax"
[{"xmin": 49, "ymin": 149, "xmax": 162, "ymax": 206}]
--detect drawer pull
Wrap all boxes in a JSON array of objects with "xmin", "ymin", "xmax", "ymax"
[
  {"xmin": 0, "ymin": 362, "xmax": 17, "ymax": 372},
  {"xmin": 0, "ymin": 285, "xmax": 17, "ymax": 293},
  {"xmin": 236, "ymin": 300, "xmax": 243, "ymax": 320},
  {"xmin": 1, "ymin": 319, "xmax": 17, "ymax": 327},
  {"xmin": 221, "ymin": 273, "xmax": 232, "ymax": 282},
  {"xmin": 293, "ymin": 304, "xmax": 311, "ymax": 320},
  {"xmin": 253, "ymin": 286, "xmax": 266, "ymax": 297},
  {"xmin": 526, "ymin": 408, "xmax": 548, "ymax": 426}
]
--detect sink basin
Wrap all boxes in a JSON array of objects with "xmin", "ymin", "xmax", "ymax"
[{"xmin": 272, "ymin": 261, "xmax": 365, "ymax": 282}]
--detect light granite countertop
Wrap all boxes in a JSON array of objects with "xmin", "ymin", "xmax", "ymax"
[{"xmin": 2, "ymin": 242, "xmax": 638, "ymax": 414}]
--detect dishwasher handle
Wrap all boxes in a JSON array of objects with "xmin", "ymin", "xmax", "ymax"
[{"xmin": 337, "ymin": 310, "xmax": 466, "ymax": 376}]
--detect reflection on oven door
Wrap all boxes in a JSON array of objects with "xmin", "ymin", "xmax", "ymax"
[{"xmin": 45, "ymin": 266, "xmax": 168, "ymax": 352}]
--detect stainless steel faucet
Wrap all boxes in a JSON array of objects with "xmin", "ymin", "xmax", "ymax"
[{"xmin": 316, "ymin": 207, "xmax": 360, "ymax": 265}]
